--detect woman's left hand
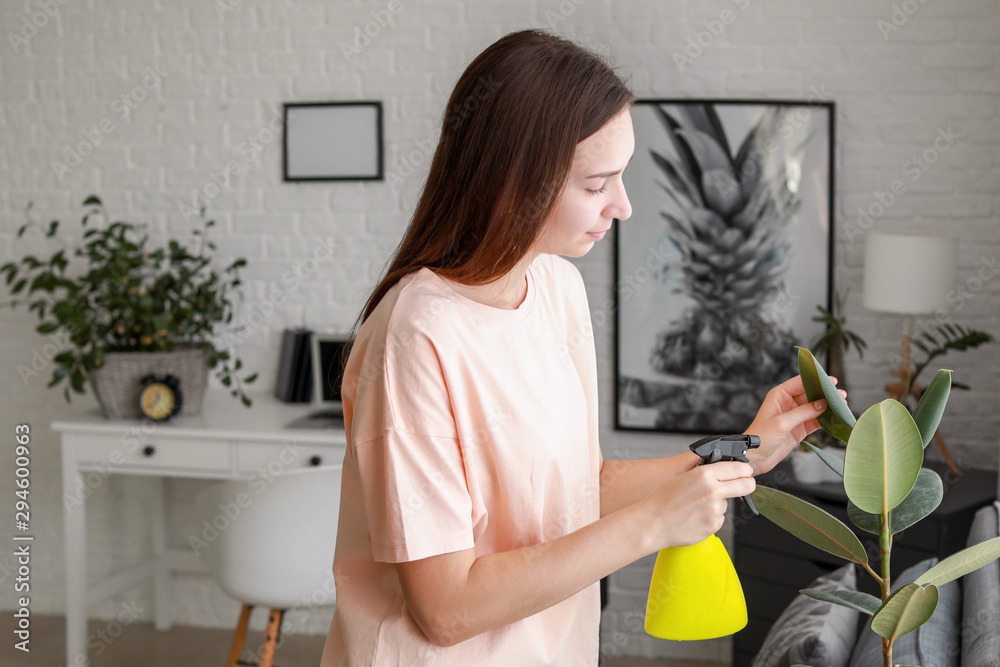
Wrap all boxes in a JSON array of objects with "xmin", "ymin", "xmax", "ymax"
[{"xmin": 744, "ymin": 374, "xmax": 846, "ymax": 476}]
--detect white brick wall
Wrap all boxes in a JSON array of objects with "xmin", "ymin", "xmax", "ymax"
[{"xmin": 1, "ymin": 0, "xmax": 998, "ymax": 662}]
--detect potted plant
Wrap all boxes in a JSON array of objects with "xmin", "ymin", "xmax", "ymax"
[
  {"xmin": 810, "ymin": 289, "xmax": 867, "ymax": 398},
  {"xmin": 1, "ymin": 195, "xmax": 257, "ymax": 418},
  {"xmin": 752, "ymin": 347, "xmax": 1000, "ymax": 667}
]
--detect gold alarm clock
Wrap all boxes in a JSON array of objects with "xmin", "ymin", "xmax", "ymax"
[{"xmin": 138, "ymin": 373, "xmax": 183, "ymax": 422}]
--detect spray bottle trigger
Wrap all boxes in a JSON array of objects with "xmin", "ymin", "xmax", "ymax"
[{"xmin": 689, "ymin": 434, "xmax": 761, "ymax": 516}]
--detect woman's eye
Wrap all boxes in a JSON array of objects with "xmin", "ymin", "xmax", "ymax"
[{"xmin": 587, "ymin": 184, "xmax": 608, "ymax": 196}]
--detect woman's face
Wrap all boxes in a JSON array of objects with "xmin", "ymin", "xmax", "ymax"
[{"xmin": 536, "ymin": 107, "xmax": 635, "ymax": 258}]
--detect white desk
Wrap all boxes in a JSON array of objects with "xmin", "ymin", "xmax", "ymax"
[{"xmin": 52, "ymin": 391, "xmax": 347, "ymax": 667}]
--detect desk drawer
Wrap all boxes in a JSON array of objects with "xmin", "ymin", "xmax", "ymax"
[
  {"xmin": 74, "ymin": 434, "xmax": 231, "ymax": 472},
  {"xmin": 236, "ymin": 441, "xmax": 345, "ymax": 474}
]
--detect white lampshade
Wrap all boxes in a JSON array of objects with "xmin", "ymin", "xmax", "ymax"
[{"xmin": 862, "ymin": 230, "xmax": 958, "ymax": 315}]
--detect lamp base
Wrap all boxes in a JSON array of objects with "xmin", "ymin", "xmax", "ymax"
[{"xmin": 884, "ymin": 323, "xmax": 961, "ymax": 480}]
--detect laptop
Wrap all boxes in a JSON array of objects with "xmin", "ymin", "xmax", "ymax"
[{"xmin": 285, "ymin": 333, "xmax": 349, "ymax": 429}]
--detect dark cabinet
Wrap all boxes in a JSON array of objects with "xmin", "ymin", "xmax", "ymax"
[{"xmin": 732, "ymin": 462, "xmax": 996, "ymax": 667}]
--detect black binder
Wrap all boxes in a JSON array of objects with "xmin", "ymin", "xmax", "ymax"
[{"xmin": 274, "ymin": 327, "xmax": 313, "ymax": 402}]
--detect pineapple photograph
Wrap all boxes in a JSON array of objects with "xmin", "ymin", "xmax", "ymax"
[{"xmin": 615, "ymin": 100, "xmax": 834, "ymax": 433}]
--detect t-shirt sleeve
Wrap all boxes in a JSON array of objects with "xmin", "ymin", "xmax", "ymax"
[
  {"xmin": 350, "ymin": 301, "xmax": 475, "ymax": 563},
  {"xmin": 355, "ymin": 430, "xmax": 475, "ymax": 563}
]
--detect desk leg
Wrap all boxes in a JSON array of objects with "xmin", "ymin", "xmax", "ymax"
[
  {"xmin": 150, "ymin": 476, "xmax": 173, "ymax": 631},
  {"xmin": 62, "ymin": 445, "xmax": 87, "ymax": 667}
]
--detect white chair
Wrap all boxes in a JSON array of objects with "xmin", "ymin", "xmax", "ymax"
[{"xmin": 195, "ymin": 465, "xmax": 342, "ymax": 667}]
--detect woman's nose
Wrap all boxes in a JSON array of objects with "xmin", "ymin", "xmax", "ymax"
[{"xmin": 608, "ymin": 184, "xmax": 631, "ymax": 221}]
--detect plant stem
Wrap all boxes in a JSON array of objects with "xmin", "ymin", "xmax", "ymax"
[{"xmin": 880, "ymin": 512, "xmax": 892, "ymax": 667}]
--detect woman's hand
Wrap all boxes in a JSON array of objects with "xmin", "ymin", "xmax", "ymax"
[
  {"xmin": 744, "ymin": 374, "xmax": 846, "ymax": 476},
  {"xmin": 641, "ymin": 458, "xmax": 755, "ymax": 550}
]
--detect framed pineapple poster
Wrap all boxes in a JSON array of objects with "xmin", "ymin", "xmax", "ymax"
[{"xmin": 615, "ymin": 99, "xmax": 834, "ymax": 434}]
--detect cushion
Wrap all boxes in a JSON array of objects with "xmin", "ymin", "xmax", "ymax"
[
  {"xmin": 961, "ymin": 501, "xmax": 1000, "ymax": 667},
  {"xmin": 847, "ymin": 557, "xmax": 962, "ymax": 667},
  {"xmin": 752, "ymin": 563, "xmax": 859, "ymax": 667}
]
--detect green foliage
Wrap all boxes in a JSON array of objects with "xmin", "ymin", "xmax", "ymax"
[
  {"xmin": 871, "ymin": 583, "xmax": 939, "ymax": 640},
  {"xmin": 751, "ymin": 485, "xmax": 868, "ymax": 565},
  {"xmin": 843, "ymin": 400, "xmax": 922, "ymax": 515},
  {"xmin": 1, "ymin": 195, "xmax": 257, "ymax": 406},
  {"xmin": 800, "ymin": 440, "xmax": 844, "ymax": 477},
  {"xmin": 801, "ymin": 588, "xmax": 881, "ymax": 616},
  {"xmin": 915, "ymin": 536, "xmax": 1000, "ymax": 587},
  {"xmin": 810, "ymin": 290, "xmax": 868, "ymax": 360},
  {"xmin": 797, "ymin": 347, "xmax": 855, "ymax": 442},
  {"xmin": 751, "ymin": 347, "xmax": 1000, "ymax": 666},
  {"xmin": 910, "ymin": 323, "xmax": 994, "ymax": 396},
  {"xmin": 911, "ymin": 370, "xmax": 952, "ymax": 448},
  {"xmin": 847, "ymin": 468, "xmax": 943, "ymax": 536}
]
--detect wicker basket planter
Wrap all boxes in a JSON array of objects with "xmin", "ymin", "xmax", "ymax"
[{"xmin": 88, "ymin": 346, "xmax": 211, "ymax": 419}]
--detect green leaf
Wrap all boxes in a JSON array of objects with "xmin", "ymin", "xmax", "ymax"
[
  {"xmin": 912, "ymin": 369, "xmax": 951, "ymax": 448},
  {"xmin": 82, "ymin": 195, "xmax": 102, "ymax": 205},
  {"xmin": 244, "ymin": 372, "xmax": 258, "ymax": 383},
  {"xmin": 797, "ymin": 347, "xmax": 855, "ymax": 442},
  {"xmin": 751, "ymin": 485, "xmax": 868, "ymax": 564},
  {"xmin": 1, "ymin": 262, "xmax": 16, "ymax": 283},
  {"xmin": 801, "ymin": 441, "xmax": 844, "ymax": 477},
  {"xmin": 36, "ymin": 322, "xmax": 59, "ymax": 334},
  {"xmin": 887, "ymin": 467, "xmax": 943, "ymax": 533},
  {"xmin": 844, "ymin": 400, "xmax": 923, "ymax": 515},
  {"xmin": 915, "ymin": 536, "xmax": 1000, "ymax": 587},
  {"xmin": 871, "ymin": 583, "xmax": 938, "ymax": 640},
  {"xmin": 847, "ymin": 468, "xmax": 943, "ymax": 535},
  {"xmin": 70, "ymin": 368, "xmax": 86, "ymax": 393},
  {"xmin": 845, "ymin": 500, "xmax": 882, "ymax": 536},
  {"xmin": 801, "ymin": 588, "xmax": 882, "ymax": 615},
  {"xmin": 48, "ymin": 366, "xmax": 68, "ymax": 387}
]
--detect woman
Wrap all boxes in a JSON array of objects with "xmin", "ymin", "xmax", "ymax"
[{"xmin": 321, "ymin": 29, "xmax": 834, "ymax": 666}]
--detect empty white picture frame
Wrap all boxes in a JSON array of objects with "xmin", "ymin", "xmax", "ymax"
[{"xmin": 283, "ymin": 102, "xmax": 383, "ymax": 181}]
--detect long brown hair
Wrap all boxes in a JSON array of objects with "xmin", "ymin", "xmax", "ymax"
[{"xmin": 360, "ymin": 29, "xmax": 634, "ymax": 323}]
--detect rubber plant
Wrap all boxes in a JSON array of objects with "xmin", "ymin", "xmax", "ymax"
[{"xmin": 751, "ymin": 348, "xmax": 1000, "ymax": 667}]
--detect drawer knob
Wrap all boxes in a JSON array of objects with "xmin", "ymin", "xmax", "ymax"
[
  {"xmin": 142, "ymin": 445, "xmax": 156, "ymax": 457},
  {"xmin": 309, "ymin": 455, "xmax": 322, "ymax": 466}
]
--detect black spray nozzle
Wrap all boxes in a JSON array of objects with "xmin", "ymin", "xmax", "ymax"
[{"xmin": 690, "ymin": 434, "xmax": 761, "ymax": 516}]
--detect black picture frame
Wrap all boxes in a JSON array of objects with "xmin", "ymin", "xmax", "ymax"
[
  {"xmin": 283, "ymin": 101, "xmax": 383, "ymax": 182},
  {"xmin": 615, "ymin": 99, "xmax": 835, "ymax": 434}
]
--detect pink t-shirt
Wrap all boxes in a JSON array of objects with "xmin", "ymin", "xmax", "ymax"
[{"xmin": 321, "ymin": 254, "xmax": 603, "ymax": 667}]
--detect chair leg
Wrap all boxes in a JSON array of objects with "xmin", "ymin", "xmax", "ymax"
[
  {"xmin": 227, "ymin": 604, "xmax": 253, "ymax": 667},
  {"xmin": 259, "ymin": 608, "xmax": 284, "ymax": 667}
]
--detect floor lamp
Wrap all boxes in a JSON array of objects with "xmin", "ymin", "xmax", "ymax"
[{"xmin": 862, "ymin": 230, "xmax": 960, "ymax": 475}]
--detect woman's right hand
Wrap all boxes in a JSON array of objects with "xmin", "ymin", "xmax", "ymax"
[{"xmin": 640, "ymin": 458, "xmax": 755, "ymax": 551}]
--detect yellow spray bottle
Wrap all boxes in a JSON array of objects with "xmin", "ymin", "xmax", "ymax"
[{"xmin": 644, "ymin": 434, "xmax": 760, "ymax": 641}]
